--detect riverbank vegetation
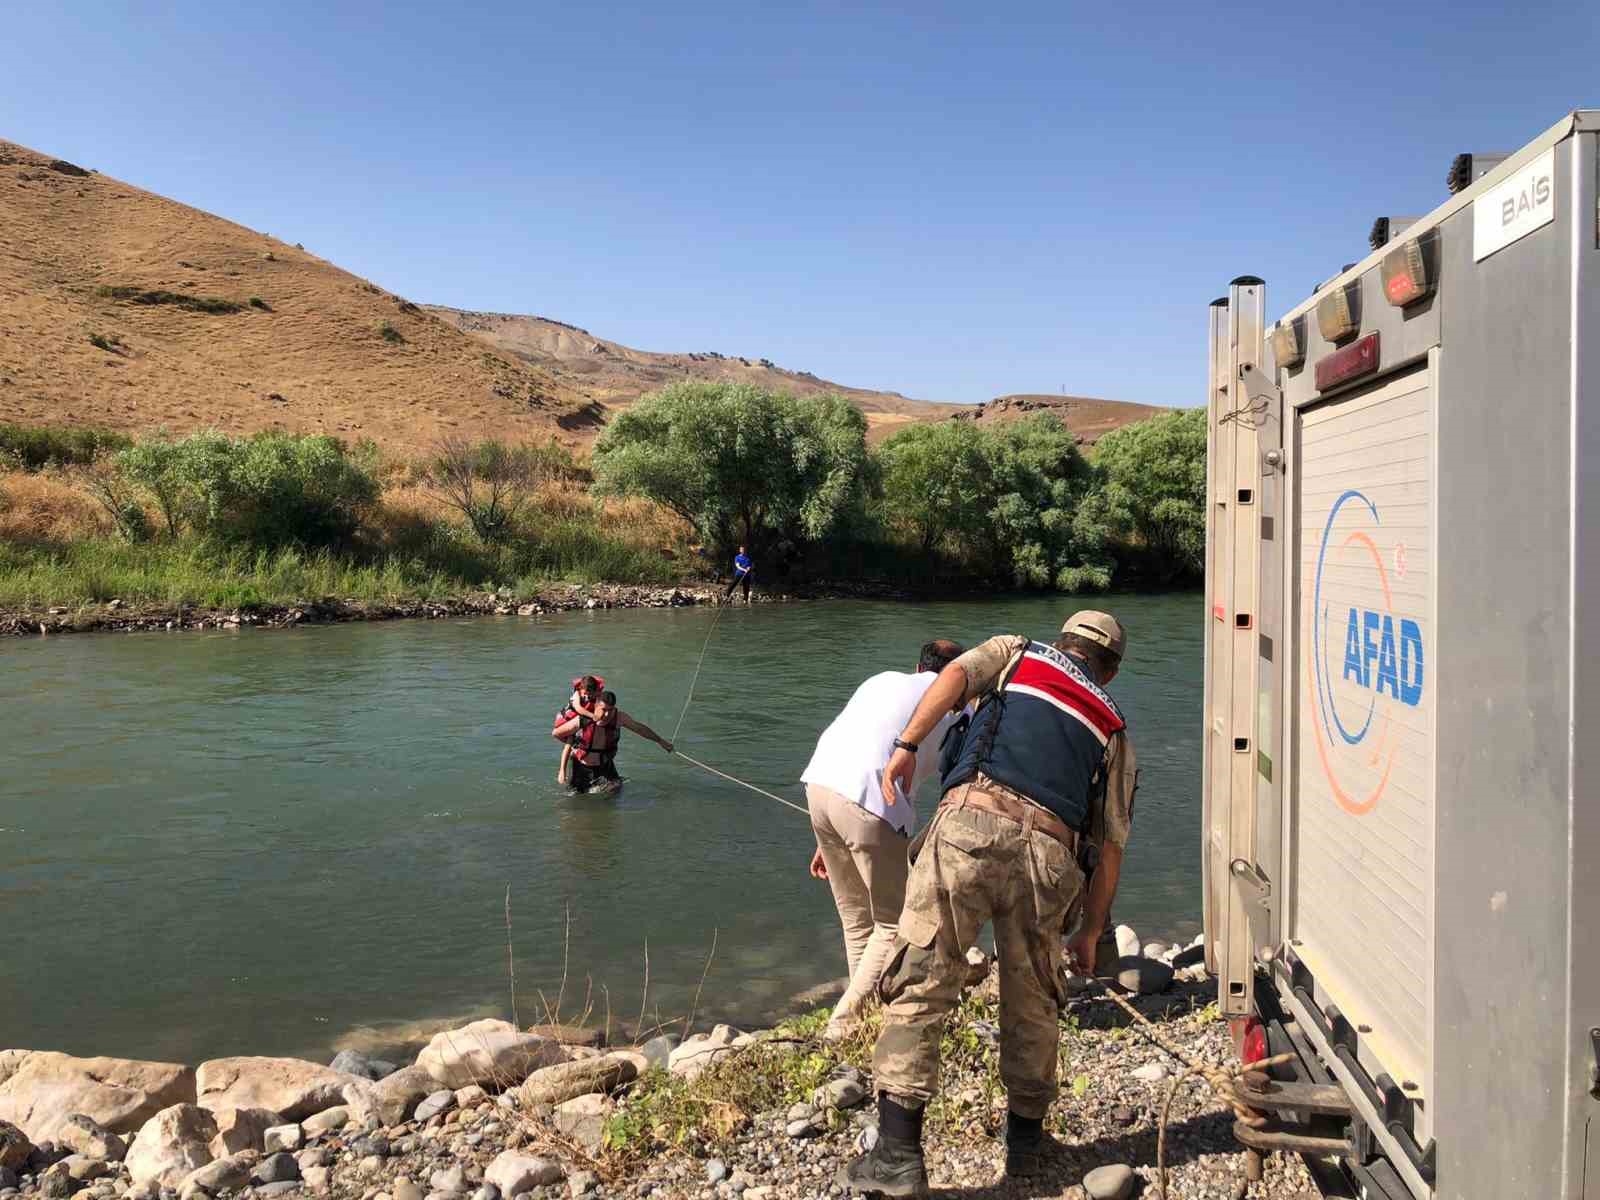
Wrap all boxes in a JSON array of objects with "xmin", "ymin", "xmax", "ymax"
[{"xmin": 0, "ymin": 386, "xmax": 1205, "ymax": 611}]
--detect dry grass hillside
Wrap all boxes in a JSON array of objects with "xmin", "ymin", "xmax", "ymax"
[
  {"xmin": 0, "ymin": 135, "xmax": 1163, "ymax": 459},
  {"xmin": 954, "ymin": 393, "xmax": 1167, "ymax": 445},
  {"xmin": 0, "ymin": 139, "xmax": 585, "ymax": 455},
  {"xmin": 425, "ymin": 307, "xmax": 963, "ymax": 442}
]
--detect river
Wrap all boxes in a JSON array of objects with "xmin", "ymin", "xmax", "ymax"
[{"xmin": 2, "ymin": 593, "xmax": 1202, "ymax": 1065}]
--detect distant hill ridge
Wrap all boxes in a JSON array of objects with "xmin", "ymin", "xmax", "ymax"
[{"xmin": 0, "ymin": 136, "xmax": 1158, "ymax": 454}]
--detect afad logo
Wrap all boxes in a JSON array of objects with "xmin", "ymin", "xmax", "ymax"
[{"xmin": 1309, "ymin": 489, "xmax": 1425, "ymax": 815}]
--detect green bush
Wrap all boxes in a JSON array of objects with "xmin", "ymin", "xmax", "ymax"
[
  {"xmin": 114, "ymin": 430, "xmax": 380, "ymax": 547},
  {"xmin": 378, "ymin": 321, "xmax": 405, "ymax": 343},
  {"xmin": 0, "ymin": 423, "xmax": 133, "ymax": 470}
]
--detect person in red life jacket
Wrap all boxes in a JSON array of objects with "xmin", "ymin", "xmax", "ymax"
[
  {"xmin": 551, "ymin": 688, "xmax": 675, "ymax": 791},
  {"xmin": 841, "ymin": 610, "xmax": 1138, "ymax": 1193},
  {"xmin": 554, "ymin": 675, "xmax": 605, "ymax": 785}
]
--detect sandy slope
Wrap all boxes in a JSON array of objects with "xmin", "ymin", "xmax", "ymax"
[{"xmin": 0, "ymin": 136, "xmax": 1160, "ymax": 456}]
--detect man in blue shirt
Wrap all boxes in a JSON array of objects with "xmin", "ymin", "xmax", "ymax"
[{"xmin": 721, "ymin": 545, "xmax": 754, "ymax": 604}]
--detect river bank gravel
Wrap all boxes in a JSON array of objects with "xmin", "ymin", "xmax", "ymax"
[{"xmin": 0, "ymin": 932, "xmax": 1320, "ymax": 1200}]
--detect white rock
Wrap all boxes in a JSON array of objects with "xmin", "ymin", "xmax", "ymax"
[
  {"xmin": 207, "ymin": 1108, "xmax": 278, "ymax": 1158},
  {"xmin": 370, "ymin": 1066, "xmax": 437, "ymax": 1125},
  {"xmin": 262, "ymin": 1124, "xmax": 302, "ymax": 1154},
  {"xmin": 430, "ymin": 1165, "xmax": 467, "ymax": 1194},
  {"xmin": 303, "ymin": 1164, "xmax": 331, "ymax": 1193},
  {"xmin": 57, "ymin": 1115, "xmax": 128, "ymax": 1162},
  {"xmin": 452, "ymin": 1086, "xmax": 486, "ymax": 1108},
  {"xmin": 1083, "ymin": 1162, "xmax": 1136, "ymax": 1200},
  {"xmin": 414, "ymin": 1092, "xmax": 454, "ymax": 1123},
  {"xmin": 194, "ymin": 1058, "xmax": 369, "ymax": 1122},
  {"xmin": 0, "ymin": 1054, "xmax": 197, "ymax": 1143},
  {"xmin": 393, "ymin": 1179, "xmax": 425, "ymax": 1200},
  {"xmin": 124, "ymin": 1105, "xmax": 218, "ymax": 1189},
  {"xmin": 1131, "ymin": 1062, "xmax": 1169, "ymax": 1084},
  {"xmin": 1141, "ymin": 941, "xmax": 1168, "ymax": 960},
  {"xmin": 1115, "ymin": 956, "xmax": 1175, "ymax": 996},
  {"xmin": 1113, "ymin": 925, "xmax": 1141, "ymax": 960},
  {"xmin": 553, "ymin": 1094, "xmax": 610, "ymax": 1154},
  {"xmin": 484, "ymin": 1151, "xmax": 563, "ymax": 1196},
  {"xmin": 415, "ymin": 1021, "xmax": 562, "ymax": 1090},
  {"xmin": 667, "ymin": 1027, "xmax": 742, "ymax": 1079},
  {"xmin": 301, "ymin": 1107, "xmax": 349, "ymax": 1137},
  {"xmin": 180, "ymin": 1154, "xmax": 251, "ymax": 1195}
]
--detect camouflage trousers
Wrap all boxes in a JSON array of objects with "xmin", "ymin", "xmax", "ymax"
[{"xmin": 872, "ymin": 799, "xmax": 1083, "ymax": 1120}]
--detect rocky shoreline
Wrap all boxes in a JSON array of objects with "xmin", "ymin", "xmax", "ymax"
[
  {"xmin": 0, "ymin": 576, "xmax": 954, "ymax": 640},
  {"xmin": 0, "ymin": 585, "xmax": 763, "ymax": 639},
  {"xmin": 0, "ymin": 924, "xmax": 1316, "ymax": 1200}
]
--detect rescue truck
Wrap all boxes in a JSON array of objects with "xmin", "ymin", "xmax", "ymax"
[{"xmin": 1202, "ymin": 110, "xmax": 1600, "ymax": 1199}]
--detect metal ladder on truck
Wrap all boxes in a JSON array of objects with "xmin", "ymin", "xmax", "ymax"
[{"xmin": 1204, "ymin": 276, "xmax": 1364, "ymax": 1185}]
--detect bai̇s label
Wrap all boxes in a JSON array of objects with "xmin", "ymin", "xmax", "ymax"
[{"xmin": 1474, "ymin": 148, "xmax": 1555, "ymax": 262}]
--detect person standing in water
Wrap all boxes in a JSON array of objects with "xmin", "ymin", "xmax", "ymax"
[
  {"xmin": 722, "ymin": 545, "xmax": 754, "ymax": 604},
  {"xmin": 552, "ymin": 690, "xmax": 675, "ymax": 790}
]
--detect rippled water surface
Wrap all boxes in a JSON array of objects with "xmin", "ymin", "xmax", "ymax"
[{"xmin": 3, "ymin": 594, "xmax": 1202, "ymax": 1062}]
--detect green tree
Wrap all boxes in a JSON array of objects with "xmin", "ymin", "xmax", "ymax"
[
  {"xmin": 1089, "ymin": 406, "xmax": 1207, "ymax": 583},
  {"xmin": 591, "ymin": 381, "xmax": 870, "ymax": 558},
  {"xmin": 876, "ymin": 420, "xmax": 991, "ymax": 554},
  {"xmin": 982, "ymin": 415, "xmax": 1109, "ymax": 589}
]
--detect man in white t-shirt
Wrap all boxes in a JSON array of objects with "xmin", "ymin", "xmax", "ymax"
[{"xmin": 802, "ymin": 638, "xmax": 967, "ymax": 1039}]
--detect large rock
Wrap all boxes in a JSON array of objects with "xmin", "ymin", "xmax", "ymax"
[
  {"xmin": 57, "ymin": 1114, "xmax": 127, "ymax": 1162},
  {"xmin": 415, "ymin": 1021, "xmax": 563, "ymax": 1090},
  {"xmin": 525, "ymin": 1026, "xmax": 604, "ymax": 1049},
  {"xmin": 0, "ymin": 1053, "xmax": 196, "ymax": 1142},
  {"xmin": 667, "ymin": 1026, "xmax": 742, "ymax": 1080},
  {"xmin": 369, "ymin": 1065, "xmax": 436, "ymax": 1126},
  {"xmin": 0, "ymin": 1120, "xmax": 31, "ymax": 1170},
  {"xmin": 1114, "ymin": 956, "xmax": 1175, "ymax": 996},
  {"xmin": 206, "ymin": 1108, "xmax": 278, "ymax": 1158},
  {"xmin": 124, "ymin": 1105, "xmax": 218, "ymax": 1189},
  {"xmin": 553, "ymin": 1094, "xmax": 611, "ymax": 1154},
  {"xmin": 0, "ymin": 1054, "xmax": 29, "ymax": 1090},
  {"xmin": 328, "ymin": 1052, "xmax": 396, "ymax": 1082},
  {"xmin": 484, "ymin": 1151, "xmax": 563, "ymax": 1195},
  {"xmin": 195, "ymin": 1058, "xmax": 368, "ymax": 1122},
  {"xmin": 1084, "ymin": 1162, "xmax": 1136, "ymax": 1200},
  {"xmin": 1113, "ymin": 925, "xmax": 1141, "ymax": 960},
  {"xmin": 636, "ymin": 1036, "xmax": 677, "ymax": 1071},
  {"xmin": 181, "ymin": 1153, "xmax": 252, "ymax": 1196},
  {"xmin": 515, "ymin": 1056, "xmax": 639, "ymax": 1107}
]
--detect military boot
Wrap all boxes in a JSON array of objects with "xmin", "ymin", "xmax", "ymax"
[
  {"xmin": 838, "ymin": 1095, "xmax": 929, "ymax": 1197},
  {"xmin": 1003, "ymin": 1111, "xmax": 1061, "ymax": 1178},
  {"xmin": 837, "ymin": 1133, "xmax": 929, "ymax": 1197}
]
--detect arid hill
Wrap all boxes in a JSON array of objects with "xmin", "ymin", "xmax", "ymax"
[
  {"xmin": 424, "ymin": 307, "xmax": 962, "ymax": 442},
  {"xmin": 0, "ymin": 140, "xmax": 585, "ymax": 456},
  {"xmin": 954, "ymin": 393, "xmax": 1167, "ymax": 445},
  {"xmin": 0, "ymin": 136, "xmax": 1162, "ymax": 457}
]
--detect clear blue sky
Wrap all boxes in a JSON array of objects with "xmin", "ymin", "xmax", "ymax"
[{"xmin": 3, "ymin": 2, "xmax": 1596, "ymax": 406}]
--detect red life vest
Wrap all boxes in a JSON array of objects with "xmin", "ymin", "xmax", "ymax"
[
  {"xmin": 553, "ymin": 675, "xmax": 606, "ymax": 735},
  {"xmin": 574, "ymin": 706, "xmax": 621, "ymax": 767}
]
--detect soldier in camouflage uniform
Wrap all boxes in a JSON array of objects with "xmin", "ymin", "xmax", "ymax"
[{"xmin": 840, "ymin": 611, "xmax": 1137, "ymax": 1196}]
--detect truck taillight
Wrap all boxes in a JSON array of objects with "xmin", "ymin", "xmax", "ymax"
[
  {"xmin": 1242, "ymin": 1016, "xmax": 1267, "ymax": 1064},
  {"xmin": 1316, "ymin": 281, "xmax": 1360, "ymax": 342},
  {"xmin": 1381, "ymin": 230, "xmax": 1438, "ymax": 307},
  {"xmin": 1271, "ymin": 317, "xmax": 1305, "ymax": 368}
]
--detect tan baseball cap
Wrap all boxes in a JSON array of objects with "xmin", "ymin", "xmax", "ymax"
[{"xmin": 1061, "ymin": 610, "xmax": 1126, "ymax": 659}]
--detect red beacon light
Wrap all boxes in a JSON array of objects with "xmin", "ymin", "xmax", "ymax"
[{"xmin": 1381, "ymin": 230, "xmax": 1439, "ymax": 307}]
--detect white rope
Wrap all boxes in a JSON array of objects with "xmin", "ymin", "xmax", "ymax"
[
  {"xmin": 670, "ymin": 599, "xmax": 730, "ymax": 743},
  {"xmin": 674, "ymin": 750, "xmax": 810, "ymax": 816}
]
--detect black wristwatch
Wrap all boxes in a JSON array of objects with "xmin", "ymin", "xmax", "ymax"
[{"xmin": 892, "ymin": 737, "xmax": 919, "ymax": 754}]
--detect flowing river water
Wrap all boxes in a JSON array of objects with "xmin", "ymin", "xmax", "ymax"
[{"xmin": 3, "ymin": 594, "xmax": 1203, "ymax": 1065}]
